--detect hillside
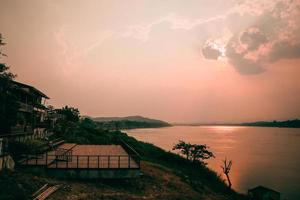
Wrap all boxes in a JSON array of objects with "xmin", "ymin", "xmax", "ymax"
[
  {"xmin": 1, "ymin": 161, "xmax": 244, "ymax": 200},
  {"xmin": 92, "ymin": 115, "xmax": 168, "ymax": 124},
  {"xmin": 91, "ymin": 115, "xmax": 171, "ymax": 129}
]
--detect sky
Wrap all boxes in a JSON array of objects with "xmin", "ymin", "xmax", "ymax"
[{"xmin": 1, "ymin": 0, "xmax": 300, "ymax": 123}]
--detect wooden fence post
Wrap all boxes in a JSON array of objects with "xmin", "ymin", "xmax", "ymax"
[
  {"xmin": 77, "ymin": 156, "xmax": 79, "ymax": 168},
  {"xmin": 87, "ymin": 156, "xmax": 89, "ymax": 168},
  {"xmin": 108, "ymin": 156, "xmax": 110, "ymax": 168},
  {"xmin": 128, "ymin": 156, "xmax": 131, "ymax": 168}
]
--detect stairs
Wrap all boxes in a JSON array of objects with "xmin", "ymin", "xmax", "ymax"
[
  {"xmin": 48, "ymin": 138, "xmax": 65, "ymax": 150},
  {"xmin": 32, "ymin": 184, "xmax": 61, "ymax": 200}
]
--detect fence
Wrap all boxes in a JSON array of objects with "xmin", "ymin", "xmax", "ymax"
[
  {"xmin": 22, "ymin": 153, "xmax": 140, "ymax": 169},
  {"xmin": 119, "ymin": 139, "xmax": 141, "ymax": 165}
]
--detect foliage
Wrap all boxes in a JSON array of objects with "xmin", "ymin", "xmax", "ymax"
[
  {"xmin": 8, "ymin": 139, "xmax": 48, "ymax": 158},
  {"xmin": 0, "ymin": 33, "xmax": 18, "ymax": 134},
  {"xmin": 0, "ymin": 171, "xmax": 27, "ymax": 200},
  {"xmin": 242, "ymin": 119, "xmax": 300, "ymax": 128},
  {"xmin": 56, "ymin": 106, "xmax": 80, "ymax": 123},
  {"xmin": 0, "ymin": 170, "xmax": 48, "ymax": 200},
  {"xmin": 172, "ymin": 140, "xmax": 214, "ymax": 164}
]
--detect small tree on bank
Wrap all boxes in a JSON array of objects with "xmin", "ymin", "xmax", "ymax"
[
  {"xmin": 172, "ymin": 140, "xmax": 214, "ymax": 165},
  {"xmin": 221, "ymin": 158, "xmax": 232, "ymax": 189}
]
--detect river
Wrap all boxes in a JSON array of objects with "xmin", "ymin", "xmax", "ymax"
[{"xmin": 126, "ymin": 126, "xmax": 300, "ymax": 200}]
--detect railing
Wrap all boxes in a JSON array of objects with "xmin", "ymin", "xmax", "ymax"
[
  {"xmin": 11, "ymin": 126, "xmax": 33, "ymax": 134},
  {"xmin": 120, "ymin": 139, "xmax": 141, "ymax": 167},
  {"xmin": 55, "ymin": 148, "xmax": 72, "ymax": 162},
  {"xmin": 22, "ymin": 153, "xmax": 140, "ymax": 169},
  {"xmin": 18, "ymin": 139, "xmax": 141, "ymax": 170},
  {"xmin": 0, "ymin": 131, "xmax": 52, "ymax": 142}
]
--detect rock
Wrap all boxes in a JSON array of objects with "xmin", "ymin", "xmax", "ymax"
[{"xmin": 3, "ymin": 155, "xmax": 15, "ymax": 171}]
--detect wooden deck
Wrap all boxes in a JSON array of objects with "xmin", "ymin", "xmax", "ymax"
[{"xmin": 20, "ymin": 143, "xmax": 140, "ymax": 169}]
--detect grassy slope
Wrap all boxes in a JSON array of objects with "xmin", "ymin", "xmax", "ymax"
[{"xmin": 0, "ymin": 162, "xmax": 238, "ymax": 200}]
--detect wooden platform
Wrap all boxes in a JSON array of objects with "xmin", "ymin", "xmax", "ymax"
[{"xmin": 20, "ymin": 143, "xmax": 140, "ymax": 170}]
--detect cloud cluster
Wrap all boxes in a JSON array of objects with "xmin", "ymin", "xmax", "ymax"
[
  {"xmin": 202, "ymin": 45, "xmax": 222, "ymax": 60},
  {"xmin": 202, "ymin": 0, "xmax": 300, "ymax": 75}
]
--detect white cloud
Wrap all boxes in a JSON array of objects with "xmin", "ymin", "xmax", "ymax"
[{"xmin": 120, "ymin": 13, "xmax": 226, "ymax": 42}]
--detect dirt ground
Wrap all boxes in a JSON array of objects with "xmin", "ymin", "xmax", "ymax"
[{"xmin": 47, "ymin": 161, "xmax": 225, "ymax": 200}]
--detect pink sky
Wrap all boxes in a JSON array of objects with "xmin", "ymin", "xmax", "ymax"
[{"xmin": 1, "ymin": 0, "xmax": 300, "ymax": 123}]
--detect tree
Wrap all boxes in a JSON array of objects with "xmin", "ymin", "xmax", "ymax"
[
  {"xmin": 0, "ymin": 34, "xmax": 18, "ymax": 134},
  {"xmin": 172, "ymin": 140, "xmax": 192, "ymax": 160},
  {"xmin": 221, "ymin": 158, "xmax": 232, "ymax": 189},
  {"xmin": 173, "ymin": 140, "xmax": 214, "ymax": 165},
  {"xmin": 57, "ymin": 106, "xmax": 80, "ymax": 123}
]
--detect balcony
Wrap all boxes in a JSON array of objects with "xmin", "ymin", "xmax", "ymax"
[{"xmin": 18, "ymin": 102, "xmax": 34, "ymax": 113}]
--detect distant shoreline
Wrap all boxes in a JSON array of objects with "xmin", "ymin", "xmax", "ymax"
[{"xmin": 172, "ymin": 119, "xmax": 300, "ymax": 128}]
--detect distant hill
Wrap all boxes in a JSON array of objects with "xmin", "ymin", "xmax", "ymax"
[
  {"xmin": 90, "ymin": 115, "xmax": 171, "ymax": 129},
  {"xmin": 93, "ymin": 115, "xmax": 166, "ymax": 123},
  {"xmin": 242, "ymin": 119, "xmax": 300, "ymax": 128}
]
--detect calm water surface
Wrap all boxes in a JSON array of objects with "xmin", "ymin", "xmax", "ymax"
[{"xmin": 126, "ymin": 126, "xmax": 300, "ymax": 200}]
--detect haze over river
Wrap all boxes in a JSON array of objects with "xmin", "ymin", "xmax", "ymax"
[{"xmin": 126, "ymin": 126, "xmax": 300, "ymax": 200}]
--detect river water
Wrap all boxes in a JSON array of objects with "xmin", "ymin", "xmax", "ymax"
[{"xmin": 126, "ymin": 126, "xmax": 300, "ymax": 200}]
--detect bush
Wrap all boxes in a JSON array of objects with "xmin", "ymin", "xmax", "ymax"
[{"xmin": 8, "ymin": 139, "xmax": 48, "ymax": 158}]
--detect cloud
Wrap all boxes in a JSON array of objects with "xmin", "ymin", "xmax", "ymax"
[
  {"xmin": 202, "ymin": 45, "xmax": 222, "ymax": 60},
  {"xmin": 201, "ymin": 0, "xmax": 300, "ymax": 75},
  {"xmin": 269, "ymin": 41, "xmax": 300, "ymax": 62},
  {"xmin": 121, "ymin": 13, "xmax": 226, "ymax": 42},
  {"xmin": 201, "ymin": 40, "xmax": 226, "ymax": 60},
  {"xmin": 225, "ymin": 36, "xmax": 265, "ymax": 74},
  {"xmin": 240, "ymin": 28, "xmax": 268, "ymax": 51},
  {"xmin": 223, "ymin": 28, "xmax": 269, "ymax": 74}
]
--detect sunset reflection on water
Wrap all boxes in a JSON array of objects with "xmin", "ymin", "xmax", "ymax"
[{"xmin": 126, "ymin": 126, "xmax": 300, "ymax": 200}]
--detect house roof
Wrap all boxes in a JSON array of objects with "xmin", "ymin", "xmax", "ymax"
[
  {"xmin": 12, "ymin": 81, "xmax": 49, "ymax": 99},
  {"xmin": 248, "ymin": 186, "xmax": 280, "ymax": 195}
]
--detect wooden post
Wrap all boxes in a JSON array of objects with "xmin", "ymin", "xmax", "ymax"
[
  {"xmin": 128, "ymin": 156, "xmax": 131, "ymax": 168},
  {"xmin": 97, "ymin": 156, "xmax": 99, "ymax": 168},
  {"xmin": 87, "ymin": 156, "xmax": 89, "ymax": 168},
  {"xmin": 118, "ymin": 156, "xmax": 120, "ymax": 168},
  {"xmin": 77, "ymin": 156, "xmax": 79, "ymax": 168},
  {"xmin": 108, "ymin": 156, "xmax": 110, "ymax": 168}
]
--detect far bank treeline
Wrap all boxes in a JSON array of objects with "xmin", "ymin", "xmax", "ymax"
[{"xmin": 242, "ymin": 119, "xmax": 300, "ymax": 128}]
